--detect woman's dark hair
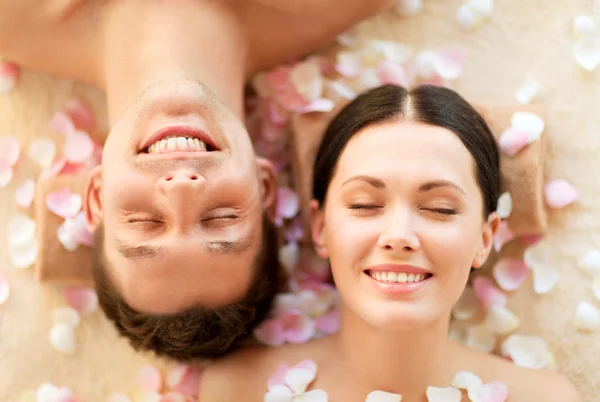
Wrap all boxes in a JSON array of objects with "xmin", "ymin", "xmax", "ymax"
[{"xmin": 312, "ymin": 84, "xmax": 500, "ymax": 216}]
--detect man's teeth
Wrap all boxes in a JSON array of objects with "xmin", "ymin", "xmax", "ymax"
[
  {"xmin": 147, "ymin": 136, "xmax": 207, "ymax": 153},
  {"xmin": 369, "ymin": 271, "xmax": 429, "ymax": 283}
]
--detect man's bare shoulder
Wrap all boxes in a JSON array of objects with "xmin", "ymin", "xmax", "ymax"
[
  {"xmin": 457, "ymin": 345, "xmax": 581, "ymax": 402},
  {"xmin": 200, "ymin": 341, "xmax": 325, "ymax": 401}
]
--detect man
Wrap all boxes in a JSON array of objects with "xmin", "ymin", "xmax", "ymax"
[{"xmin": 0, "ymin": 0, "xmax": 393, "ymax": 359}]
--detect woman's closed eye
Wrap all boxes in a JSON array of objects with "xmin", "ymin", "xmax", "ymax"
[
  {"xmin": 348, "ymin": 204, "xmax": 382, "ymax": 210},
  {"xmin": 424, "ymin": 208, "xmax": 457, "ymax": 215}
]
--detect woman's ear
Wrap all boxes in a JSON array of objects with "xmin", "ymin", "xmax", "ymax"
[
  {"xmin": 84, "ymin": 165, "xmax": 103, "ymax": 233},
  {"xmin": 309, "ymin": 199, "xmax": 329, "ymax": 259},
  {"xmin": 472, "ymin": 212, "xmax": 501, "ymax": 269},
  {"xmin": 256, "ymin": 157, "xmax": 278, "ymax": 223}
]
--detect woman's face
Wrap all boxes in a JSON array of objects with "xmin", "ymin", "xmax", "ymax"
[{"xmin": 311, "ymin": 120, "xmax": 499, "ymax": 330}]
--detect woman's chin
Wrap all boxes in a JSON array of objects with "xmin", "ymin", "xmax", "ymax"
[{"xmin": 359, "ymin": 307, "xmax": 436, "ymax": 331}]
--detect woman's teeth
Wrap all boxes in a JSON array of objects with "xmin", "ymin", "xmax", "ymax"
[
  {"xmin": 369, "ymin": 271, "xmax": 430, "ymax": 283},
  {"xmin": 147, "ymin": 136, "xmax": 207, "ymax": 154}
]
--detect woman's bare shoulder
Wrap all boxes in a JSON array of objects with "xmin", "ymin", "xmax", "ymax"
[{"xmin": 458, "ymin": 345, "xmax": 581, "ymax": 402}]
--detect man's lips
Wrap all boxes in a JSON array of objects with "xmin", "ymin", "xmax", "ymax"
[{"xmin": 139, "ymin": 125, "xmax": 219, "ymax": 153}]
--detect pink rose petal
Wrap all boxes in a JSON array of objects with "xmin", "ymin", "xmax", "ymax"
[
  {"xmin": 251, "ymin": 73, "xmax": 272, "ymax": 98},
  {"xmin": 266, "ymin": 66, "xmax": 293, "ymax": 92},
  {"xmin": 64, "ymin": 287, "xmax": 98, "ymax": 314},
  {"xmin": 15, "ymin": 179, "xmax": 35, "ymax": 208},
  {"xmin": 166, "ymin": 365, "xmax": 189, "ymax": 389},
  {"xmin": 426, "ymin": 386, "xmax": 461, "ymax": 402},
  {"xmin": 46, "ymin": 188, "xmax": 82, "ymax": 219},
  {"xmin": 9, "ymin": 212, "xmax": 36, "ymax": 247},
  {"xmin": 478, "ymin": 381, "xmax": 508, "ymax": 402},
  {"xmin": 545, "ymin": 179, "xmax": 579, "ymax": 208},
  {"xmin": 290, "ymin": 61, "xmax": 323, "ymax": 101},
  {"xmin": 432, "ymin": 48, "xmax": 466, "ymax": 80},
  {"xmin": 268, "ymin": 101, "xmax": 290, "ymax": 125},
  {"xmin": 49, "ymin": 323, "xmax": 77, "ymax": 354},
  {"xmin": 0, "ymin": 272, "xmax": 9, "ymax": 305},
  {"xmin": 299, "ymin": 98, "xmax": 335, "ymax": 114},
  {"xmin": 291, "ymin": 359, "xmax": 317, "ymax": 379},
  {"xmin": 519, "ymin": 233, "xmax": 543, "ymax": 246},
  {"xmin": 494, "ymin": 221, "xmax": 515, "ymax": 252},
  {"xmin": 58, "ymin": 212, "xmax": 93, "ymax": 251},
  {"xmin": 65, "ymin": 99, "xmax": 95, "ymax": 131},
  {"xmin": 0, "ymin": 62, "xmax": 20, "ymax": 92},
  {"xmin": 9, "ymin": 236, "xmax": 38, "ymax": 269},
  {"xmin": 137, "ymin": 365, "xmax": 163, "ymax": 393},
  {"xmin": 284, "ymin": 215, "xmax": 304, "ymax": 243},
  {"xmin": 0, "ymin": 166, "xmax": 13, "ymax": 188},
  {"xmin": 377, "ymin": 60, "xmax": 411, "ymax": 86},
  {"xmin": 58, "ymin": 161, "xmax": 86, "ymax": 175},
  {"xmin": 498, "ymin": 128, "xmax": 529, "ymax": 156},
  {"xmin": 472, "ymin": 276, "xmax": 507, "ymax": 310},
  {"xmin": 315, "ymin": 309, "xmax": 340, "ymax": 334},
  {"xmin": 254, "ymin": 317, "xmax": 286, "ymax": 346},
  {"xmin": 275, "ymin": 90, "xmax": 310, "ymax": 112},
  {"xmin": 277, "ymin": 187, "xmax": 300, "ymax": 220},
  {"xmin": 160, "ymin": 392, "xmax": 194, "ymax": 402},
  {"xmin": 40, "ymin": 157, "xmax": 67, "ymax": 179},
  {"xmin": 36, "ymin": 383, "xmax": 80, "ymax": 402},
  {"xmin": 324, "ymin": 80, "xmax": 356, "ymax": 100},
  {"xmin": 267, "ymin": 362, "xmax": 289, "ymax": 390},
  {"xmin": 279, "ymin": 242, "xmax": 300, "ymax": 273},
  {"xmin": 0, "ymin": 135, "xmax": 20, "ymax": 167},
  {"xmin": 281, "ymin": 309, "xmax": 317, "ymax": 344},
  {"xmin": 173, "ymin": 367, "xmax": 201, "ymax": 397},
  {"xmin": 50, "ymin": 111, "xmax": 76, "ymax": 136},
  {"xmin": 336, "ymin": 51, "xmax": 362, "ymax": 77},
  {"xmin": 532, "ymin": 265, "xmax": 559, "ymax": 294},
  {"xmin": 492, "ymin": 258, "xmax": 529, "ymax": 291},
  {"xmin": 108, "ymin": 394, "xmax": 132, "ymax": 402},
  {"xmin": 64, "ymin": 130, "xmax": 94, "ymax": 164},
  {"xmin": 28, "ymin": 138, "xmax": 56, "ymax": 169}
]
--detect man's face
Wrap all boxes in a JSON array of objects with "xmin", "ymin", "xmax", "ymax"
[{"xmin": 85, "ymin": 81, "xmax": 276, "ymax": 314}]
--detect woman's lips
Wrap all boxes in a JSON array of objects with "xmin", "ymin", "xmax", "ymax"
[{"xmin": 363, "ymin": 264, "xmax": 434, "ymax": 295}]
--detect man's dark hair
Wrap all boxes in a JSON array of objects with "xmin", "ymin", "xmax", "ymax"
[{"xmin": 92, "ymin": 215, "xmax": 280, "ymax": 360}]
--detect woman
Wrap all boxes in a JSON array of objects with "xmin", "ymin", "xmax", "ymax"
[
  {"xmin": 199, "ymin": 85, "xmax": 580, "ymax": 401},
  {"xmin": 0, "ymin": 0, "xmax": 393, "ymax": 359}
]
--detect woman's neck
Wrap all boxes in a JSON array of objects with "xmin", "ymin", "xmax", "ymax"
[
  {"xmin": 331, "ymin": 307, "xmax": 456, "ymax": 399},
  {"xmin": 101, "ymin": 0, "xmax": 248, "ymax": 125}
]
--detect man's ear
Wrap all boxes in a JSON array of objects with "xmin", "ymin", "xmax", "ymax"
[
  {"xmin": 472, "ymin": 212, "xmax": 501, "ymax": 269},
  {"xmin": 84, "ymin": 165, "xmax": 103, "ymax": 233},
  {"xmin": 309, "ymin": 199, "xmax": 329, "ymax": 259},
  {"xmin": 256, "ymin": 157, "xmax": 278, "ymax": 223}
]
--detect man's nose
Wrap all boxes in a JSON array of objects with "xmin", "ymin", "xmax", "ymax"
[{"xmin": 156, "ymin": 171, "xmax": 207, "ymax": 227}]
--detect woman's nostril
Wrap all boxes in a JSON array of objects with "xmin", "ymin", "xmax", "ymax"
[
  {"xmin": 189, "ymin": 175, "xmax": 198, "ymax": 180},
  {"xmin": 164, "ymin": 176, "xmax": 173, "ymax": 181}
]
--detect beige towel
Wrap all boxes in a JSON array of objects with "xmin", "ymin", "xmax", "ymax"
[{"xmin": 290, "ymin": 103, "xmax": 547, "ymax": 245}]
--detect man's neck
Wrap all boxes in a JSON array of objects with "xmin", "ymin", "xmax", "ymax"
[{"xmin": 101, "ymin": 0, "xmax": 248, "ymax": 125}]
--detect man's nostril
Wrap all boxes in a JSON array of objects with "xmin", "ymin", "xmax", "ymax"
[
  {"xmin": 189, "ymin": 175, "xmax": 198, "ymax": 180},
  {"xmin": 164, "ymin": 176, "xmax": 173, "ymax": 181}
]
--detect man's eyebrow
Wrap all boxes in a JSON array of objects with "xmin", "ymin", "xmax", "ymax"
[
  {"xmin": 116, "ymin": 240, "xmax": 163, "ymax": 260},
  {"xmin": 115, "ymin": 234, "xmax": 253, "ymax": 259}
]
